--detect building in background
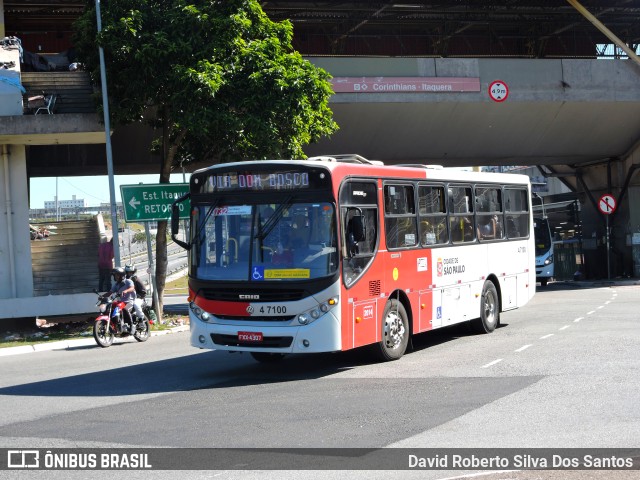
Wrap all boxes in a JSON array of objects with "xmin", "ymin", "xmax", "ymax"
[{"xmin": 44, "ymin": 195, "xmax": 87, "ymax": 211}]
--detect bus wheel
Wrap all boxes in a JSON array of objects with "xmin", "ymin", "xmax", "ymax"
[
  {"xmin": 250, "ymin": 352, "xmax": 285, "ymax": 363},
  {"xmin": 373, "ymin": 299, "xmax": 409, "ymax": 361},
  {"xmin": 471, "ymin": 281, "xmax": 500, "ymax": 333},
  {"xmin": 540, "ymin": 278, "xmax": 548, "ymax": 287}
]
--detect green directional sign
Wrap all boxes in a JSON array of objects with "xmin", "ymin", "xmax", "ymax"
[{"xmin": 120, "ymin": 183, "xmax": 190, "ymax": 222}]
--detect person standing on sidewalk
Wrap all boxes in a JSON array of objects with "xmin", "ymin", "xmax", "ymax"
[{"xmin": 98, "ymin": 237, "xmax": 114, "ymax": 291}]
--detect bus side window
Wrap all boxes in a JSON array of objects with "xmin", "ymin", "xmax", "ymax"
[
  {"xmin": 347, "ymin": 214, "xmax": 365, "ymax": 256},
  {"xmin": 342, "ymin": 207, "xmax": 378, "ymax": 286},
  {"xmin": 450, "ymin": 215, "xmax": 474, "ymax": 243}
]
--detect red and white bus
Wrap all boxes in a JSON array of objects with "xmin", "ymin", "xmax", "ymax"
[{"xmin": 171, "ymin": 155, "xmax": 535, "ymax": 362}]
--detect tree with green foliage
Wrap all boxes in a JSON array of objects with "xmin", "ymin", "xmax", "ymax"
[{"xmin": 73, "ymin": 0, "xmax": 338, "ymax": 318}]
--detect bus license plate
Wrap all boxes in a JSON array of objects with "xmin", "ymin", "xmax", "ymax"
[{"xmin": 238, "ymin": 331, "xmax": 263, "ymax": 343}]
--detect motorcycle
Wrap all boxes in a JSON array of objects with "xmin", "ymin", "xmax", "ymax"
[{"xmin": 93, "ymin": 291, "xmax": 151, "ymax": 348}]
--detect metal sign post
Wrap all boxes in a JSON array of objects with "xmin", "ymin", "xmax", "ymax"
[
  {"xmin": 605, "ymin": 215, "xmax": 610, "ymax": 280},
  {"xmin": 597, "ymin": 194, "xmax": 617, "ymax": 280},
  {"xmin": 144, "ymin": 222, "xmax": 159, "ymax": 316}
]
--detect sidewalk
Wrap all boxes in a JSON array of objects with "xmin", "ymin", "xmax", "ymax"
[
  {"xmin": 551, "ymin": 278, "xmax": 640, "ymax": 288},
  {"xmin": 0, "ymin": 325, "xmax": 189, "ymax": 358}
]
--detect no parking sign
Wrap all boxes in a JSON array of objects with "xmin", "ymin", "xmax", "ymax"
[{"xmin": 598, "ymin": 194, "xmax": 617, "ymax": 215}]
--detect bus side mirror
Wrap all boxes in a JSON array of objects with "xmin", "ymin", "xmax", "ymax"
[{"xmin": 171, "ymin": 194, "xmax": 190, "ymax": 250}]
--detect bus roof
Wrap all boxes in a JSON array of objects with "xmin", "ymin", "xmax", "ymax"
[{"xmin": 193, "ymin": 157, "xmax": 531, "ymax": 185}]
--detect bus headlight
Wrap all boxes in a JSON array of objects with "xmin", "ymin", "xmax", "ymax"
[
  {"xmin": 190, "ymin": 302, "xmax": 212, "ymax": 322},
  {"xmin": 297, "ymin": 296, "xmax": 339, "ymax": 325},
  {"xmin": 544, "ymin": 254, "xmax": 554, "ymax": 265}
]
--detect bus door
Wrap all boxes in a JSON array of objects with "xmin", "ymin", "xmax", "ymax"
[
  {"xmin": 416, "ymin": 184, "xmax": 449, "ymax": 332},
  {"xmin": 339, "ymin": 180, "xmax": 379, "ymax": 350},
  {"xmin": 437, "ymin": 185, "xmax": 475, "ymax": 326}
]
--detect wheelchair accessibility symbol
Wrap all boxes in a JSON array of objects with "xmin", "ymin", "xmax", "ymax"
[{"xmin": 252, "ymin": 267, "xmax": 265, "ymax": 281}]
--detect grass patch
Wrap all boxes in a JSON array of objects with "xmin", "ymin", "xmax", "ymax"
[
  {"xmin": 165, "ymin": 275, "xmax": 188, "ymax": 294},
  {"xmin": 0, "ymin": 314, "xmax": 188, "ymax": 349}
]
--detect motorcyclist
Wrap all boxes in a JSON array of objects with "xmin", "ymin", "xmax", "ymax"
[
  {"xmin": 124, "ymin": 264, "xmax": 148, "ymax": 323},
  {"xmin": 109, "ymin": 266, "xmax": 138, "ymax": 335}
]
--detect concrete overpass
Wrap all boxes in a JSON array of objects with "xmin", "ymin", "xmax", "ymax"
[{"xmin": 304, "ymin": 56, "xmax": 640, "ymax": 169}]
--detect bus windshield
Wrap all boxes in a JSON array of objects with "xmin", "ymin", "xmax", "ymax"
[
  {"xmin": 191, "ymin": 201, "xmax": 338, "ymax": 282},
  {"xmin": 533, "ymin": 217, "xmax": 552, "ymax": 256}
]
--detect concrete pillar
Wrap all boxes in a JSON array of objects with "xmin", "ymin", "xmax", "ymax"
[
  {"xmin": 626, "ymin": 144, "xmax": 640, "ymax": 277},
  {"xmin": 0, "ymin": 144, "xmax": 34, "ymax": 298},
  {"xmin": 0, "ymin": 0, "xmax": 5, "ymax": 38}
]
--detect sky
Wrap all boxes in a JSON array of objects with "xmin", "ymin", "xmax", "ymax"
[
  {"xmin": 29, "ymin": 174, "xmax": 189, "ymax": 209},
  {"xmin": 29, "ymin": 168, "xmax": 475, "ymax": 209}
]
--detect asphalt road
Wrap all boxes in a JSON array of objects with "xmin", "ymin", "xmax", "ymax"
[{"xmin": 0, "ymin": 282, "xmax": 639, "ymax": 480}]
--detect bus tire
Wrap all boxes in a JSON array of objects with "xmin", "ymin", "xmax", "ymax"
[
  {"xmin": 373, "ymin": 299, "xmax": 409, "ymax": 361},
  {"xmin": 540, "ymin": 278, "xmax": 548, "ymax": 287},
  {"xmin": 250, "ymin": 352, "xmax": 285, "ymax": 363},
  {"xmin": 471, "ymin": 281, "xmax": 500, "ymax": 334}
]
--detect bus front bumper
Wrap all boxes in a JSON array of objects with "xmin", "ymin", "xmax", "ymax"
[
  {"xmin": 189, "ymin": 313, "xmax": 342, "ymax": 354},
  {"xmin": 536, "ymin": 265, "xmax": 553, "ymax": 278}
]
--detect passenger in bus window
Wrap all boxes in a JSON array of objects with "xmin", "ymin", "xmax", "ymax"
[
  {"xmin": 463, "ymin": 216, "xmax": 475, "ymax": 242},
  {"xmin": 478, "ymin": 215, "xmax": 498, "ymax": 240},
  {"xmin": 272, "ymin": 234, "xmax": 293, "ymax": 266},
  {"xmin": 421, "ymin": 220, "xmax": 437, "ymax": 245},
  {"xmin": 451, "ymin": 216, "xmax": 474, "ymax": 243},
  {"xmin": 290, "ymin": 213, "xmax": 309, "ymax": 249}
]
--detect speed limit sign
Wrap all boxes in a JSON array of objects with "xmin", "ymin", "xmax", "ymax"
[{"xmin": 488, "ymin": 80, "xmax": 509, "ymax": 102}]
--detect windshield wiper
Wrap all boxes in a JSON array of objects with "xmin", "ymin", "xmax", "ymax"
[
  {"xmin": 255, "ymin": 195, "xmax": 293, "ymax": 241},
  {"xmin": 254, "ymin": 196, "xmax": 293, "ymax": 263}
]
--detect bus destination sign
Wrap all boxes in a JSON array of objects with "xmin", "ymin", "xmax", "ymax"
[{"xmin": 197, "ymin": 169, "xmax": 329, "ymax": 193}]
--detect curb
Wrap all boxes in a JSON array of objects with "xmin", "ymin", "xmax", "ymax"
[{"xmin": 0, "ymin": 325, "xmax": 189, "ymax": 358}]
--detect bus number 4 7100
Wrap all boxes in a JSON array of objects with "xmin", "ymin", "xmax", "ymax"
[{"xmin": 259, "ymin": 306, "xmax": 287, "ymax": 314}]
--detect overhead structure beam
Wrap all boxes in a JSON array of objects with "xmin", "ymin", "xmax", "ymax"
[{"xmin": 567, "ymin": 0, "xmax": 640, "ymax": 68}]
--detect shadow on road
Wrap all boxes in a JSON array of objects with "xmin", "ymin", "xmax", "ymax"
[
  {"xmin": 0, "ymin": 317, "xmax": 504, "ymax": 398},
  {"xmin": 0, "ymin": 343, "xmax": 419, "ymax": 397},
  {"xmin": 538, "ymin": 280, "xmax": 638, "ymax": 291}
]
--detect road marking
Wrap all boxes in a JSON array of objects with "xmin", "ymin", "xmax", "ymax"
[
  {"xmin": 587, "ymin": 310, "xmax": 596, "ymax": 315},
  {"xmin": 597, "ymin": 306, "xmax": 604, "ymax": 309},
  {"xmin": 574, "ymin": 317, "xmax": 584, "ymax": 322},
  {"xmin": 540, "ymin": 334, "xmax": 554, "ymax": 339},
  {"xmin": 481, "ymin": 359, "xmax": 503, "ymax": 368},
  {"xmin": 605, "ymin": 301, "xmax": 611, "ymax": 304},
  {"xmin": 559, "ymin": 325, "xmax": 571, "ymax": 331},
  {"xmin": 514, "ymin": 344, "xmax": 532, "ymax": 352}
]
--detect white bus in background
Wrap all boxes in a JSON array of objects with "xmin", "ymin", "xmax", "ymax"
[{"xmin": 534, "ymin": 216, "xmax": 554, "ymax": 286}]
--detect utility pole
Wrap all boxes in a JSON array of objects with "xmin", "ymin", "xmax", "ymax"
[{"xmin": 95, "ymin": 0, "xmax": 121, "ymax": 266}]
